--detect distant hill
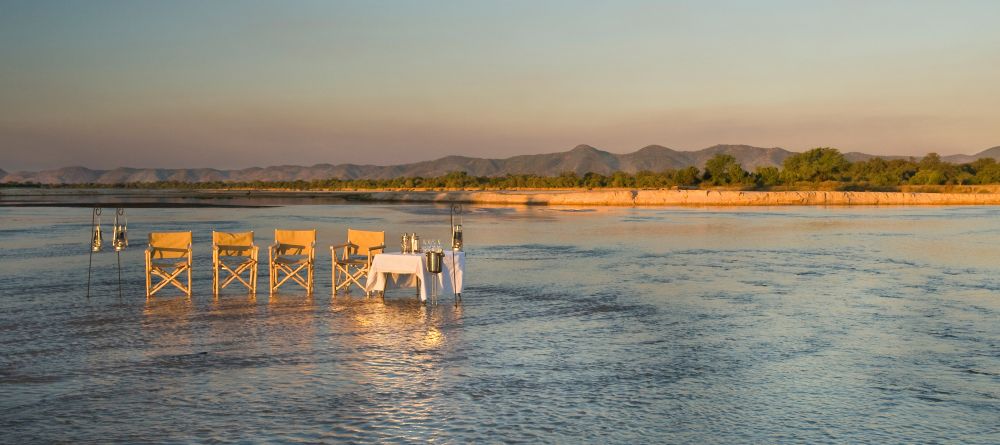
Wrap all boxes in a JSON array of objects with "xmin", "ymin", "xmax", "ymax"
[
  {"xmin": 941, "ymin": 146, "xmax": 1000, "ymax": 164},
  {"xmin": 841, "ymin": 146, "xmax": 1000, "ymax": 165},
  {"xmin": 2, "ymin": 144, "xmax": 998, "ymax": 184}
]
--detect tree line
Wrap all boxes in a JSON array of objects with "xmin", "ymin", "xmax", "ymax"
[{"xmin": 6, "ymin": 148, "xmax": 1000, "ymax": 191}]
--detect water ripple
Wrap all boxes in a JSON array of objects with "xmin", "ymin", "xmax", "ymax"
[{"xmin": 0, "ymin": 204, "xmax": 997, "ymax": 443}]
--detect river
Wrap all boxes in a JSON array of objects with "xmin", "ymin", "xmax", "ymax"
[{"xmin": 1, "ymin": 203, "xmax": 997, "ymax": 443}]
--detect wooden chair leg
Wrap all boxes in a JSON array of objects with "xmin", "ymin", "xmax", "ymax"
[
  {"xmin": 145, "ymin": 254, "xmax": 152, "ymax": 298},
  {"xmin": 148, "ymin": 266, "xmax": 182, "ymax": 296},
  {"xmin": 251, "ymin": 261, "xmax": 257, "ymax": 295},
  {"xmin": 270, "ymin": 261, "xmax": 315, "ymax": 295}
]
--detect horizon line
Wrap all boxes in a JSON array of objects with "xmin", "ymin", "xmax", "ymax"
[{"xmin": 4, "ymin": 143, "xmax": 1000, "ymax": 173}]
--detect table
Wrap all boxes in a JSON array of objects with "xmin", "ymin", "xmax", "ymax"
[{"xmin": 365, "ymin": 251, "xmax": 465, "ymax": 302}]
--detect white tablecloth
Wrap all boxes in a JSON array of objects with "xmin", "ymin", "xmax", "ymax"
[{"xmin": 365, "ymin": 251, "xmax": 465, "ymax": 301}]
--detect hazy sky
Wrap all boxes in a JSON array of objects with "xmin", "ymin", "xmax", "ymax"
[{"xmin": 2, "ymin": 0, "xmax": 999, "ymax": 170}]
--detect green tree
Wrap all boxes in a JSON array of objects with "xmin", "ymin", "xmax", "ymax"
[
  {"xmin": 702, "ymin": 154, "xmax": 749, "ymax": 186},
  {"xmin": 554, "ymin": 171, "xmax": 581, "ymax": 188},
  {"xmin": 781, "ymin": 147, "xmax": 849, "ymax": 182},
  {"xmin": 846, "ymin": 157, "xmax": 911, "ymax": 187},
  {"xmin": 608, "ymin": 171, "xmax": 635, "ymax": 188},
  {"xmin": 971, "ymin": 158, "xmax": 1000, "ymax": 184},
  {"xmin": 909, "ymin": 153, "xmax": 963, "ymax": 185},
  {"xmin": 754, "ymin": 166, "xmax": 781, "ymax": 187},
  {"xmin": 582, "ymin": 172, "xmax": 607, "ymax": 188},
  {"xmin": 673, "ymin": 166, "xmax": 701, "ymax": 186},
  {"xmin": 634, "ymin": 170, "xmax": 662, "ymax": 188}
]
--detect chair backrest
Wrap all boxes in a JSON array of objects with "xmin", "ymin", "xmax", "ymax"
[
  {"xmin": 274, "ymin": 229, "xmax": 315, "ymax": 256},
  {"xmin": 149, "ymin": 231, "xmax": 192, "ymax": 259},
  {"xmin": 214, "ymin": 231, "xmax": 254, "ymax": 256},
  {"xmin": 348, "ymin": 229, "xmax": 384, "ymax": 253}
]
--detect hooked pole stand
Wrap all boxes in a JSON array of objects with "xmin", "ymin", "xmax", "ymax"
[
  {"xmin": 86, "ymin": 208, "xmax": 101, "ymax": 298},
  {"xmin": 117, "ymin": 250, "xmax": 123, "ymax": 298},
  {"xmin": 87, "ymin": 207, "xmax": 128, "ymax": 299},
  {"xmin": 115, "ymin": 208, "xmax": 125, "ymax": 298},
  {"xmin": 450, "ymin": 203, "xmax": 462, "ymax": 304}
]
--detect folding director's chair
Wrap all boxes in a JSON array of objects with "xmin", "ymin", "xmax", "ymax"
[
  {"xmin": 212, "ymin": 231, "xmax": 258, "ymax": 295},
  {"xmin": 145, "ymin": 231, "xmax": 193, "ymax": 297},
  {"xmin": 331, "ymin": 229, "xmax": 385, "ymax": 295},
  {"xmin": 269, "ymin": 229, "xmax": 315, "ymax": 295}
]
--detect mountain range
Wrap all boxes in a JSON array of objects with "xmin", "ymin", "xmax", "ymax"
[{"xmin": 3, "ymin": 144, "xmax": 1000, "ymax": 185}]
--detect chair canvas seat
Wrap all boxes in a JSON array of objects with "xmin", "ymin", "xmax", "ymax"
[
  {"xmin": 150, "ymin": 258, "xmax": 188, "ymax": 268},
  {"xmin": 218, "ymin": 257, "xmax": 255, "ymax": 266},
  {"xmin": 217, "ymin": 246, "xmax": 254, "ymax": 256},
  {"xmin": 335, "ymin": 254, "xmax": 369, "ymax": 265},
  {"xmin": 274, "ymin": 255, "xmax": 309, "ymax": 265}
]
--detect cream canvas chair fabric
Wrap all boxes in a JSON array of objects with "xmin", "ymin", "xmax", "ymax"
[
  {"xmin": 212, "ymin": 231, "xmax": 258, "ymax": 295},
  {"xmin": 145, "ymin": 231, "xmax": 193, "ymax": 297},
  {"xmin": 269, "ymin": 229, "xmax": 315, "ymax": 294},
  {"xmin": 331, "ymin": 229, "xmax": 385, "ymax": 295}
]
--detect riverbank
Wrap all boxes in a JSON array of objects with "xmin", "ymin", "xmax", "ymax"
[
  {"xmin": 350, "ymin": 189, "xmax": 1000, "ymax": 206},
  {"xmin": 8, "ymin": 187, "xmax": 1000, "ymax": 207}
]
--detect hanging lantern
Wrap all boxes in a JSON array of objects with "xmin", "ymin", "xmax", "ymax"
[
  {"xmin": 450, "ymin": 203, "xmax": 463, "ymax": 251},
  {"xmin": 91, "ymin": 208, "xmax": 103, "ymax": 252},
  {"xmin": 112, "ymin": 208, "xmax": 128, "ymax": 252},
  {"xmin": 451, "ymin": 224, "xmax": 463, "ymax": 251}
]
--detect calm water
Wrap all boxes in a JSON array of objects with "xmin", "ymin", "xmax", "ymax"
[{"xmin": 1, "ymin": 203, "xmax": 998, "ymax": 443}]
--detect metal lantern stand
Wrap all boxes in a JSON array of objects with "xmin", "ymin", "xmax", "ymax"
[
  {"xmin": 112, "ymin": 208, "xmax": 128, "ymax": 298},
  {"xmin": 450, "ymin": 203, "xmax": 463, "ymax": 303},
  {"xmin": 87, "ymin": 208, "xmax": 102, "ymax": 298},
  {"xmin": 87, "ymin": 207, "xmax": 128, "ymax": 298}
]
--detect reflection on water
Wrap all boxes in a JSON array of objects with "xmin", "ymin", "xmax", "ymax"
[{"xmin": 1, "ymin": 203, "xmax": 999, "ymax": 443}]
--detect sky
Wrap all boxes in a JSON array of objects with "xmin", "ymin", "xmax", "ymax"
[{"xmin": 1, "ymin": 0, "xmax": 999, "ymax": 171}]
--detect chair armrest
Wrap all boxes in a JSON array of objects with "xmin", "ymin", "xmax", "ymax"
[
  {"xmin": 365, "ymin": 245, "xmax": 385, "ymax": 267},
  {"xmin": 331, "ymin": 242, "xmax": 357, "ymax": 259},
  {"xmin": 150, "ymin": 247, "xmax": 189, "ymax": 254}
]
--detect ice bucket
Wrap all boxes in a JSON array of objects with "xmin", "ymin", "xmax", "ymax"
[{"xmin": 425, "ymin": 251, "xmax": 443, "ymax": 274}]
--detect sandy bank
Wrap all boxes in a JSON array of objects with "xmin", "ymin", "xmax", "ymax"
[{"xmin": 350, "ymin": 190, "xmax": 1000, "ymax": 206}]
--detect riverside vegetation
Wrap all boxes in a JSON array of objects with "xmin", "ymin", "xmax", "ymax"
[{"xmin": 6, "ymin": 148, "xmax": 1000, "ymax": 192}]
